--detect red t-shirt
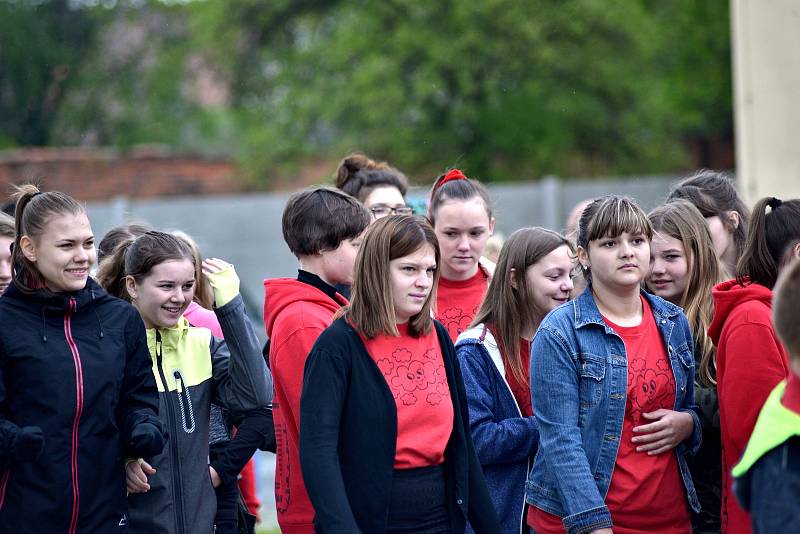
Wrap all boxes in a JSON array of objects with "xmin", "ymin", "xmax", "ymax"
[
  {"xmin": 528, "ymin": 297, "xmax": 691, "ymax": 534},
  {"xmin": 488, "ymin": 325, "xmax": 533, "ymax": 417},
  {"xmin": 436, "ymin": 267, "xmax": 490, "ymax": 341},
  {"xmin": 360, "ymin": 323, "xmax": 455, "ymax": 468}
]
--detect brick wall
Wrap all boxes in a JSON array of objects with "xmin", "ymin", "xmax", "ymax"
[{"xmin": 0, "ymin": 146, "xmax": 242, "ymax": 202}]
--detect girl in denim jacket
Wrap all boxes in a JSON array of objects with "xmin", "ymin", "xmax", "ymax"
[
  {"xmin": 526, "ymin": 196, "xmax": 701, "ymax": 534},
  {"xmin": 456, "ymin": 227, "xmax": 574, "ymax": 533}
]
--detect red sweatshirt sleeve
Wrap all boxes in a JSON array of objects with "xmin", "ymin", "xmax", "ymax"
[
  {"xmin": 272, "ymin": 325, "xmax": 325, "ymax": 436},
  {"xmin": 719, "ymin": 321, "xmax": 788, "ymax": 456}
]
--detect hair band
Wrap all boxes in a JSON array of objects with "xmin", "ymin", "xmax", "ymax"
[{"xmin": 767, "ymin": 197, "xmax": 782, "ymax": 210}]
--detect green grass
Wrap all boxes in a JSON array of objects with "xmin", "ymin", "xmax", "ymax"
[{"xmin": 255, "ymin": 526, "xmax": 281, "ymax": 534}]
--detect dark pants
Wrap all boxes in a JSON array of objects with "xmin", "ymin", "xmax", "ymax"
[
  {"xmin": 210, "ymin": 443, "xmax": 239, "ymax": 534},
  {"xmin": 387, "ymin": 464, "xmax": 450, "ymax": 534}
]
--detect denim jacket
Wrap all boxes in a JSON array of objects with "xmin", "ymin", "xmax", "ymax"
[
  {"xmin": 525, "ymin": 288, "xmax": 701, "ymax": 534},
  {"xmin": 456, "ymin": 324, "xmax": 538, "ymax": 534}
]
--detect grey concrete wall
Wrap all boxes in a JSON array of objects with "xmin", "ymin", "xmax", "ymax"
[{"xmin": 86, "ymin": 174, "xmax": 678, "ymax": 326}]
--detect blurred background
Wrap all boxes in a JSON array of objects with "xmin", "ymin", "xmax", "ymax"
[{"xmin": 2, "ymin": 1, "xmax": 798, "ymax": 531}]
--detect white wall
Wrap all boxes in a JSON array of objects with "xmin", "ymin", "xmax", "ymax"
[{"xmin": 732, "ymin": 0, "xmax": 800, "ymax": 204}]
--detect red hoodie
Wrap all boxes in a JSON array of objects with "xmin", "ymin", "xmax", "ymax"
[
  {"xmin": 263, "ymin": 278, "xmax": 347, "ymax": 534},
  {"xmin": 709, "ymin": 279, "xmax": 789, "ymax": 534}
]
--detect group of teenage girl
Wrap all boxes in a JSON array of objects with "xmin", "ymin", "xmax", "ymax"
[{"xmin": 0, "ymin": 157, "xmax": 798, "ymax": 534}]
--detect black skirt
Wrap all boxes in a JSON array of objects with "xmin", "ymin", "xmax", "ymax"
[{"xmin": 386, "ymin": 464, "xmax": 451, "ymax": 534}]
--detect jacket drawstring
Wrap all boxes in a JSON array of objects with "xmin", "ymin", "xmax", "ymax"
[
  {"xmin": 40, "ymin": 305, "xmax": 47, "ymax": 343},
  {"xmin": 89, "ymin": 289, "xmax": 105, "ymax": 339}
]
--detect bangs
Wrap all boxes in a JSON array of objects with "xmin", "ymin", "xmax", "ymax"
[{"xmin": 585, "ymin": 196, "xmax": 652, "ymax": 243}]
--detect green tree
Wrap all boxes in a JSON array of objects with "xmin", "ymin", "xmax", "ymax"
[
  {"xmin": 0, "ymin": 0, "xmax": 98, "ymax": 147},
  {"xmin": 8, "ymin": 0, "xmax": 732, "ymax": 186},
  {"xmin": 186, "ymin": 0, "xmax": 732, "ymax": 183}
]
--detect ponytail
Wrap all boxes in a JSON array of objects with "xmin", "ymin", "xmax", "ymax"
[
  {"xmin": 10, "ymin": 184, "xmax": 85, "ymax": 293},
  {"xmin": 736, "ymin": 197, "xmax": 800, "ymax": 288},
  {"xmin": 95, "ymin": 236, "xmax": 137, "ymax": 301}
]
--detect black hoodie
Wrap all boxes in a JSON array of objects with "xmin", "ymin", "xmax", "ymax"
[{"xmin": 0, "ymin": 278, "xmax": 162, "ymax": 533}]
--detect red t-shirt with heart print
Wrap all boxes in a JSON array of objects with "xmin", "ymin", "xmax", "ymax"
[{"xmin": 528, "ymin": 296, "xmax": 691, "ymax": 534}]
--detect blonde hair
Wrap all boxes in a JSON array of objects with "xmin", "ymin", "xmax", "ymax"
[
  {"xmin": 649, "ymin": 201, "xmax": 723, "ymax": 386},
  {"xmin": 343, "ymin": 215, "xmax": 440, "ymax": 338},
  {"xmin": 472, "ymin": 227, "xmax": 573, "ymax": 384},
  {"xmin": 172, "ymin": 230, "xmax": 213, "ymax": 310}
]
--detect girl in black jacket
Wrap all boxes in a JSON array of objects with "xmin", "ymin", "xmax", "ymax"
[
  {"xmin": 299, "ymin": 215, "xmax": 500, "ymax": 534},
  {"xmin": 0, "ymin": 185, "xmax": 164, "ymax": 533}
]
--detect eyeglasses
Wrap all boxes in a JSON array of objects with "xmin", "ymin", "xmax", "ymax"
[{"xmin": 368, "ymin": 205, "xmax": 414, "ymax": 217}]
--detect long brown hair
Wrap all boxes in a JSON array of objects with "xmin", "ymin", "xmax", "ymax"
[
  {"xmin": 668, "ymin": 170, "xmax": 750, "ymax": 277},
  {"xmin": 648, "ymin": 201, "xmax": 722, "ymax": 386},
  {"xmin": 172, "ymin": 230, "xmax": 213, "ymax": 310},
  {"xmin": 736, "ymin": 197, "xmax": 800, "ymax": 289},
  {"xmin": 344, "ymin": 215, "xmax": 440, "ymax": 338},
  {"xmin": 472, "ymin": 227, "xmax": 574, "ymax": 384},
  {"xmin": 11, "ymin": 184, "xmax": 86, "ymax": 293}
]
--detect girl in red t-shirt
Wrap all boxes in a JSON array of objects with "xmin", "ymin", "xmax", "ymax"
[
  {"xmin": 427, "ymin": 169, "xmax": 496, "ymax": 341},
  {"xmin": 456, "ymin": 227, "xmax": 575, "ymax": 533},
  {"xmin": 299, "ymin": 215, "xmax": 500, "ymax": 534},
  {"xmin": 527, "ymin": 196, "xmax": 698, "ymax": 534}
]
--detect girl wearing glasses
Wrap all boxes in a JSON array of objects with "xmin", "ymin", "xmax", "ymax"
[{"xmin": 335, "ymin": 152, "xmax": 412, "ymax": 219}]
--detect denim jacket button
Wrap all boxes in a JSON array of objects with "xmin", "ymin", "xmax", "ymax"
[{"xmin": 456, "ymin": 499, "xmax": 463, "ymax": 505}]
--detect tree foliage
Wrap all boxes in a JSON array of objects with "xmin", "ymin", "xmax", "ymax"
[
  {"xmin": 3, "ymin": 0, "xmax": 733, "ymax": 185},
  {"xmin": 0, "ymin": 0, "xmax": 98, "ymax": 147}
]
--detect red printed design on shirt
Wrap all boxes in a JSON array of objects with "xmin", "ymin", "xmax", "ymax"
[
  {"xmin": 627, "ymin": 357, "xmax": 676, "ymax": 416},
  {"xmin": 437, "ymin": 267, "xmax": 490, "ymax": 341},
  {"xmin": 378, "ymin": 348, "xmax": 450, "ymax": 407},
  {"xmin": 362, "ymin": 324, "xmax": 455, "ymax": 468}
]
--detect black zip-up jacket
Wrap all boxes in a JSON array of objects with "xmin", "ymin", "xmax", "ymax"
[
  {"xmin": 0, "ymin": 279, "xmax": 162, "ymax": 533},
  {"xmin": 299, "ymin": 317, "xmax": 501, "ymax": 533}
]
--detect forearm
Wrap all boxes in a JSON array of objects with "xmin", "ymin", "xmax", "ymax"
[
  {"xmin": 210, "ymin": 408, "xmax": 273, "ymax": 483},
  {"xmin": 213, "ymin": 295, "xmax": 273, "ymax": 410},
  {"xmin": 471, "ymin": 416, "xmax": 538, "ymax": 465}
]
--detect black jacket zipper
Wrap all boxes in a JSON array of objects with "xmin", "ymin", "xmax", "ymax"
[{"xmin": 155, "ymin": 330, "xmax": 186, "ymax": 534}]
